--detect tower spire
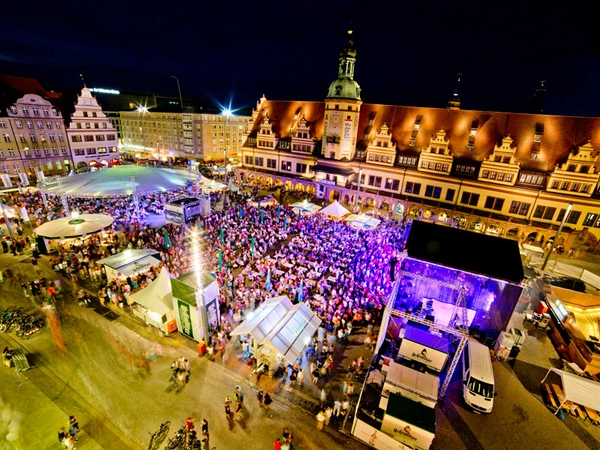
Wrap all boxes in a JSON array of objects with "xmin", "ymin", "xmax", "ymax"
[
  {"xmin": 448, "ymin": 72, "xmax": 462, "ymax": 109},
  {"xmin": 338, "ymin": 28, "xmax": 357, "ymax": 80}
]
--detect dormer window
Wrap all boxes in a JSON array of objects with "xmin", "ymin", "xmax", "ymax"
[
  {"xmin": 534, "ymin": 123, "xmax": 544, "ymax": 143},
  {"xmin": 413, "ymin": 115, "xmax": 422, "ymax": 131},
  {"xmin": 335, "ymin": 86, "xmax": 342, "ymax": 95}
]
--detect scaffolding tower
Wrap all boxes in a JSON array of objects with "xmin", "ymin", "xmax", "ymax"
[{"xmin": 378, "ymin": 266, "xmax": 470, "ymax": 397}]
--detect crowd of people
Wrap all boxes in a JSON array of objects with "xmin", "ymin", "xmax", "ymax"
[{"xmin": 1, "ymin": 171, "xmax": 411, "ymax": 449}]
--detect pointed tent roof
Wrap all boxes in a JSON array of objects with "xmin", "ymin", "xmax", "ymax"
[
  {"xmin": 128, "ymin": 267, "xmax": 173, "ymax": 315},
  {"xmin": 319, "ymin": 200, "xmax": 350, "ymax": 219}
]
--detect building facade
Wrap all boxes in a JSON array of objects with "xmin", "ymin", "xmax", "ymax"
[
  {"xmin": 238, "ymin": 30, "xmax": 600, "ymax": 247},
  {"xmin": 119, "ymin": 111, "xmax": 249, "ymax": 162},
  {"xmin": 66, "ymin": 87, "xmax": 120, "ymax": 171},
  {"xmin": 3, "ymin": 94, "xmax": 72, "ymax": 178}
]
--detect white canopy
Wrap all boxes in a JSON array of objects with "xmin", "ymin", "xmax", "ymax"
[
  {"xmin": 40, "ymin": 166, "xmax": 198, "ymax": 197},
  {"xmin": 35, "ymin": 214, "xmax": 114, "ymax": 238},
  {"xmin": 345, "ymin": 213, "xmax": 381, "ymax": 230},
  {"xmin": 230, "ymin": 296, "xmax": 293, "ymax": 343},
  {"xmin": 127, "ymin": 267, "xmax": 174, "ymax": 315},
  {"xmin": 541, "ymin": 368, "xmax": 600, "ymax": 413},
  {"xmin": 319, "ymin": 200, "xmax": 350, "ymax": 218},
  {"xmin": 291, "ymin": 200, "xmax": 322, "ymax": 215},
  {"xmin": 263, "ymin": 302, "xmax": 322, "ymax": 362}
]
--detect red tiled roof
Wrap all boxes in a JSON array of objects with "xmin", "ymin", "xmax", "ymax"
[
  {"xmin": 248, "ymin": 99, "xmax": 600, "ymax": 172},
  {"xmin": 0, "ymin": 74, "xmax": 48, "ymax": 97}
]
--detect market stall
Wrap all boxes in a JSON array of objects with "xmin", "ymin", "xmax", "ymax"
[
  {"xmin": 97, "ymin": 249, "xmax": 162, "ymax": 282},
  {"xmin": 127, "ymin": 267, "xmax": 176, "ymax": 333},
  {"xmin": 170, "ymin": 270, "xmax": 220, "ymax": 342}
]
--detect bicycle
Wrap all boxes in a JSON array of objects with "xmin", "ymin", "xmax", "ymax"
[{"xmin": 147, "ymin": 420, "xmax": 170, "ymax": 450}]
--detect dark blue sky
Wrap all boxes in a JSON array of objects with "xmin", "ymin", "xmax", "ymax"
[{"xmin": 1, "ymin": 0, "xmax": 598, "ymax": 116}]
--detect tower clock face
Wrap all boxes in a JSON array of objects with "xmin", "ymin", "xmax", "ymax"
[{"xmin": 329, "ymin": 111, "xmax": 342, "ymax": 135}]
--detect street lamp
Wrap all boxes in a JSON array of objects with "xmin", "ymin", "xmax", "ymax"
[
  {"xmin": 137, "ymin": 106, "xmax": 149, "ymax": 157},
  {"xmin": 171, "ymin": 76, "xmax": 184, "ymax": 112},
  {"xmin": 191, "ymin": 226, "xmax": 210, "ymax": 342},
  {"xmin": 541, "ymin": 203, "xmax": 572, "ymax": 271},
  {"xmin": 354, "ymin": 167, "xmax": 363, "ymax": 213}
]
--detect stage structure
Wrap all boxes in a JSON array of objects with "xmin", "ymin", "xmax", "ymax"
[{"xmin": 353, "ymin": 221, "xmax": 524, "ymax": 449}]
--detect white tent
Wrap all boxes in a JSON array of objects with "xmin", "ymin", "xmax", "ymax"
[
  {"xmin": 319, "ymin": 200, "xmax": 350, "ymax": 219},
  {"xmin": 541, "ymin": 368, "xmax": 600, "ymax": 413},
  {"xmin": 230, "ymin": 296, "xmax": 321, "ymax": 365},
  {"xmin": 35, "ymin": 214, "xmax": 114, "ymax": 239},
  {"xmin": 128, "ymin": 267, "xmax": 173, "ymax": 314},
  {"xmin": 263, "ymin": 302, "xmax": 322, "ymax": 362},
  {"xmin": 345, "ymin": 213, "xmax": 382, "ymax": 229},
  {"xmin": 128, "ymin": 267, "xmax": 177, "ymax": 332},
  {"xmin": 230, "ymin": 296, "xmax": 293, "ymax": 343},
  {"xmin": 291, "ymin": 200, "xmax": 321, "ymax": 215}
]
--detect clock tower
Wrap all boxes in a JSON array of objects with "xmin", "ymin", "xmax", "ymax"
[{"xmin": 324, "ymin": 29, "xmax": 362, "ymax": 161}]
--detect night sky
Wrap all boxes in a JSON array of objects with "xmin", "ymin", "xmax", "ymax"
[{"xmin": 2, "ymin": 1, "xmax": 598, "ymax": 116}]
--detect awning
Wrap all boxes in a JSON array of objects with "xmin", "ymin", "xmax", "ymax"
[
  {"xmin": 128, "ymin": 267, "xmax": 173, "ymax": 315},
  {"xmin": 541, "ymin": 368, "xmax": 600, "ymax": 413}
]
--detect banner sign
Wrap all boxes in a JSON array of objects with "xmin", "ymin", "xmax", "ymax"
[
  {"xmin": 177, "ymin": 299, "xmax": 193, "ymax": 338},
  {"xmin": 1, "ymin": 174, "xmax": 12, "ymax": 188}
]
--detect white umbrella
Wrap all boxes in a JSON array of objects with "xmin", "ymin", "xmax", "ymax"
[{"xmin": 35, "ymin": 213, "xmax": 114, "ymax": 239}]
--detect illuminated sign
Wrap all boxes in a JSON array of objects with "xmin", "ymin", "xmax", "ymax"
[{"xmin": 89, "ymin": 88, "xmax": 120, "ymax": 95}]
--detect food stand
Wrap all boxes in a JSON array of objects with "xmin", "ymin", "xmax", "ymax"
[{"xmin": 97, "ymin": 249, "xmax": 162, "ymax": 282}]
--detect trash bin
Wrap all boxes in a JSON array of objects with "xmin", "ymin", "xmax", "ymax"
[
  {"xmin": 509, "ymin": 345, "xmax": 521, "ymax": 358},
  {"xmin": 198, "ymin": 340, "xmax": 206, "ymax": 356},
  {"xmin": 166, "ymin": 320, "xmax": 177, "ymax": 334}
]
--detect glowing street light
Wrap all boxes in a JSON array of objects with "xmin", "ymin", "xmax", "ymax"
[{"xmin": 190, "ymin": 226, "xmax": 210, "ymax": 341}]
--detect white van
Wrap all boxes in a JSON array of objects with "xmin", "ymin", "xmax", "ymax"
[{"xmin": 462, "ymin": 340, "xmax": 495, "ymax": 413}]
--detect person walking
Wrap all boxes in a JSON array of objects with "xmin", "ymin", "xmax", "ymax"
[
  {"xmin": 263, "ymin": 392, "xmax": 273, "ymax": 412},
  {"xmin": 257, "ymin": 390, "xmax": 265, "ymax": 407},
  {"xmin": 225, "ymin": 400, "xmax": 233, "ymax": 430},
  {"xmin": 68, "ymin": 415, "xmax": 80, "ymax": 441},
  {"xmin": 316, "ymin": 410, "xmax": 326, "ymax": 431},
  {"xmin": 324, "ymin": 406, "xmax": 333, "ymax": 425}
]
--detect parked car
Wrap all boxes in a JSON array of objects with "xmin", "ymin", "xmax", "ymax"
[{"xmin": 542, "ymin": 274, "xmax": 587, "ymax": 293}]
